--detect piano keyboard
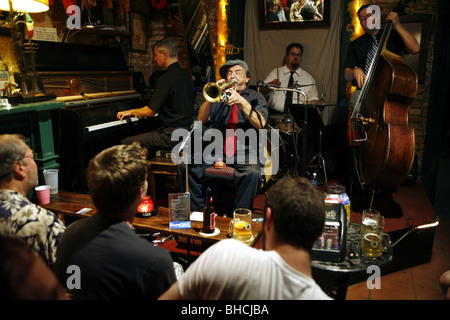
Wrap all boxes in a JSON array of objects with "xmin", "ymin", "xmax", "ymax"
[{"xmin": 86, "ymin": 118, "xmax": 139, "ymax": 132}]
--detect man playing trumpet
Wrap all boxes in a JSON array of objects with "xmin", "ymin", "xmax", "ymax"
[{"xmin": 188, "ymin": 59, "xmax": 269, "ymax": 213}]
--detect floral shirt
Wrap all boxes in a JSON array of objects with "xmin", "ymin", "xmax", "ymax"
[{"xmin": 0, "ymin": 190, "xmax": 65, "ymax": 268}]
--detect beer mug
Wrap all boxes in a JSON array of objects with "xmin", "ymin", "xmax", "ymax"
[
  {"xmin": 360, "ymin": 209, "xmax": 385, "ymax": 236},
  {"xmin": 362, "ymin": 226, "xmax": 389, "ymax": 258},
  {"xmin": 228, "ymin": 208, "xmax": 253, "ymax": 241}
]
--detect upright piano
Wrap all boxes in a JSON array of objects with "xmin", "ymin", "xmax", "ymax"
[{"xmin": 35, "ymin": 41, "xmax": 160, "ymax": 193}]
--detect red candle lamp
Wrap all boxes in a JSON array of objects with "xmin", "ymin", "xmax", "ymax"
[{"xmin": 136, "ymin": 195, "xmax": 158, "ymax": 217}]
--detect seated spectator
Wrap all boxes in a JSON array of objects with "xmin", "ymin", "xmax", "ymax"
[
  {"xmin": 440, "ymin": 270, "xmax": 450, "ymax": 300},
  {"xmin": 159, "ymin": 176, "xmax": 331, "ymax": 300},
  {"xmin": 55, "ymin": 142, "xmax": 176, "ymax": 299},
  {"xmin": 0, "ymin": 236, "xmax": 67, "ymax": 300},
  {"xmin": 0, "ymin": 134, "xmax": 65, "ymax": 268}
]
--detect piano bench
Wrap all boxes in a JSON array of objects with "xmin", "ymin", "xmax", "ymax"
[{"xmin": 148, "ymin": 156, "xmax": 182, "ymax": 204}]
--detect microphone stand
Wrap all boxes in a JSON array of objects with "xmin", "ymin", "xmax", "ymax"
[
  {"xmin": 178, "ymin": 123, "xmax": 199, "ymax": 196},
  {"xmin": 264, "ymin": 84, "xmax": 308, "ymax": 176}
]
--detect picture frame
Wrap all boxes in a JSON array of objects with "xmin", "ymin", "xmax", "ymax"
[
  {"xmin": 258, "ymin": 0, "xmax": 330, "ymax": 30},
  {"xmin": 131, "ymin": 12, "xmax": 147, "ymax": 52}
]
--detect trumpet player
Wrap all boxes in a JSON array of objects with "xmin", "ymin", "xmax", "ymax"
[{"xmin": 189, "ymin": 59, "xmax": 269, "ymax": 213}]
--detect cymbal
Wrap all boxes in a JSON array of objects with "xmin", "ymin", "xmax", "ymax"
[
  {"xmin": 291, "ymin": 103, "xmax": 337, "ymax": 108},
  {"xmin": 311, "ymin": 103, "xmax": 337, "ymax": 107},
  {"xmin": 290, "ymin": 83, "xmax": 315, "ymax": 88}
]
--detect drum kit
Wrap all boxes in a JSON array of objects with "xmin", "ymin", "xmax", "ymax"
[{"xmin": 266, "ymin": 84, "xmax": 336, "ymax": 186}]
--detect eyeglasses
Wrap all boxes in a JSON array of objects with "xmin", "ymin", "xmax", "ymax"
[
  {"xmin": 359, "ymin": 13, "xmax": 373, "ymax": 22},
  {"xmin": 23, "ymin": 152, "xmax": 38, "ymax": 160}
]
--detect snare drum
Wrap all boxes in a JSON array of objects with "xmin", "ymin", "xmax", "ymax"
[{"xmin": 269, "ymin": 114, "xmax": 298, "ymax": 134}]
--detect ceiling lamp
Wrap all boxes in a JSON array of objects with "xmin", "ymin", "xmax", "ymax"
[{"xmin": 0, "ymin": 0, "xmax": 49, "ymax": 13}]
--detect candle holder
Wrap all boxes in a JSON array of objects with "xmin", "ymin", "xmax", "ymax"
[{"xmin": 136, "ymin": 195, "xmax": 158, "ymax": 218}]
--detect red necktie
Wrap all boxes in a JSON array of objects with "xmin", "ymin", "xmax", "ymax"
[{"xmin": 225, "ymin": 104, "xmax": 238, "ymax": 158}]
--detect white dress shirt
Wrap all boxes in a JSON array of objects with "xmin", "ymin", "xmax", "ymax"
[{"xmin": 263, "ymin": 65, "xmax": 318, "ymax": 113}]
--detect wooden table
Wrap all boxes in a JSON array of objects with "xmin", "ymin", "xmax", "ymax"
[
  {"xmin": 311, "ymin": 223, "xmax": 393, "ymax": 300},
  {"xmin": 43, "ymin": 191, "xmax": 263, "ymax": 262}
]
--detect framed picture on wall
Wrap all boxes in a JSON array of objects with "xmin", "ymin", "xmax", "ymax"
[
  {"xmin": 131, "ymin": 12, "xmax": 147, "ymax": 52},
  {"xmin": 259, "ymin": 0, "xmax": 330, "ymax": 30}
]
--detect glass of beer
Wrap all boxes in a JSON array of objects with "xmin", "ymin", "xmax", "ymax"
[
  {"xmin": 362, "ymin": 226, "xmax": 386, "ymax": 258},
  {"xmin": 228, "ymin": 208, "xmax": 253, "ymax": 242},
  {"xmin": 360, "ymin": 209, "xmax": 384, "ymax": 236}
]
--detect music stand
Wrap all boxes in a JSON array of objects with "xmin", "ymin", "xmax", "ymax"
[{"xmin": 289, "ymin": 104, "xmax": 325, "ymax": 177}]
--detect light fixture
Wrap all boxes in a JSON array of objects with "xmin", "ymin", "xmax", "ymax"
[
  {"xmin": 1, "ymin": 0, "xmax": 52, "ymax": 102},
  {"xmin": 136, "ymin": 195, "xmax": 158, "ymax": 218},
  {"xmin": 392, "ymin": 217, "xmax": 440, "ymax": 247},
  {"xmin": 0, "ymin": 0, "xmax": 49, "ymax": 13}
]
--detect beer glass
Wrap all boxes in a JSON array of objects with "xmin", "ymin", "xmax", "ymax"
[
  {"xmin": 228, "ymin": 208, "xmax": 253, "ymax": 241},
  {"xmin": 362, "ymin": 226, "xmax": 386, "ymax": 258},
  {"xmin": 360, "ymin": 209, "xmax": 384, "ymax": 236}
]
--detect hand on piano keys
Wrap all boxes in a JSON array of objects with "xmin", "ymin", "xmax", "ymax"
[
  {"xmin": 86, "ymin": 117, "xmax": 139, "ymax": 132},
  {"xmin": 117, "ymin": 110, "xmax": 135, "ymax": 121}
]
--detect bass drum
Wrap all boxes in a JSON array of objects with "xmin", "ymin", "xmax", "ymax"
[{"xmin": 261, "ymin": 125, "xmax": 286, "ymax": 186}]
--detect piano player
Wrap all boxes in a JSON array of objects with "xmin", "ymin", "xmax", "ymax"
[{"xmin": 117, "ymin": 38, "xmax": 195, "ymax": 158}]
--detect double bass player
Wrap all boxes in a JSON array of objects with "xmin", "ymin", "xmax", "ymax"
[
  {"xmin": 344, "ymin": 2, "xmax": 421, "ymax": 191},
  {"xmin": 344, "ymin": 4, "xmax": 420, "ymax": 110}
]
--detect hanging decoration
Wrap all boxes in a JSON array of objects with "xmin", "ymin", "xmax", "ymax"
[{"xmin": 151, "ymin": 0, "xmax": 167, "ymax": 11}]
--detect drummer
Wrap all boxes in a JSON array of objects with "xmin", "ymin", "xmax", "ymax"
[{"xmin": 260, "ymin": 42, "xmax": 319, "ymax": 116}]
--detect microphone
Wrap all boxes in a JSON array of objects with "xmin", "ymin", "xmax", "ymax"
[
  {"xmin": 257, "ymin": 80, "xmax": 267, "ymax": 87},
  {"xmin": 178, "ymin": 121, "xmax": 202, "ymax": 153}
]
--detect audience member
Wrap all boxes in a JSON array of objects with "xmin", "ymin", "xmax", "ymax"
[
  {"xmin": 187, "ymin": 59, "xmax": 268, "ymax": 212},
  {"xmin": 440, "ymin": 270, "xmax": 450, "ymax": 300},
  {"xmin": 117, "ymin": 37, "xmax": 195, "ymax": 158},
  {"xmin": 0, "ymin": 236, "xmax": 67, "ymax": 300},
  {"xmin": 301, "ymin": 4, "xmax": 316, "ymax": 20},
  {"xmin": 289, "ymin": 0, "xmax": 307, "ymax": 21},
  {"xmin": 0, "ymin": 134, "xmax": 65, "ymax": 268},
  {"xmin": 273, "ymin": 0, "xmax": 287, "ymax": 21},
  {"xmin": 265, "ymin": 0, "xmax": 279, "ymax": 22},
  {"xmin": 159, "ymin": 176, "xmax": 331, "ymax": 300},
  {"xmin": 55, "ymin": 142, "xmax": 176, "ymax": 299}
]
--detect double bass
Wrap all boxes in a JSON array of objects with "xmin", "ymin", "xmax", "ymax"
[{"xmin": 350, "ymin": 0, "xmax": 418, "ymax": 189}]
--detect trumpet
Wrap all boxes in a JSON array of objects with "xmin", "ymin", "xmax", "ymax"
[{"xmin": 203, "ymin": 79, "xmax": 237, "ymax": 103}]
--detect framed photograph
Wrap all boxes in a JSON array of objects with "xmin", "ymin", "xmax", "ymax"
[
  {"xmin": 131, "ymin": 12, "xmax": 147, "ymax": 52},
  {"xmin": 259, "ymin": 0, "xmax": 330, "ymax": 30}
]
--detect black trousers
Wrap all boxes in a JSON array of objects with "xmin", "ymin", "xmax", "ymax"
[
  {"xmin": 186, "ymin": 161, "xmax": 262, "ymax": 212},
  {"xmin": 121, "ymin": 127, "xmax": 185, "ymax": 158}
]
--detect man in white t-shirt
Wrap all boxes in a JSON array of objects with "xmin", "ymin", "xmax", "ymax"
[
  {"xmin": 159, "ymin": 176, "xmax": 332, "ymax": 300},
  {"xmin": 261, "ymin": 42, "xmax": 319, "ymax": 114}
]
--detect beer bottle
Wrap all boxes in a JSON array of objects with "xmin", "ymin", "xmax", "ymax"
[{"xmin": 202, "ymin": 187, "xmax": 216, "ymax": 233}]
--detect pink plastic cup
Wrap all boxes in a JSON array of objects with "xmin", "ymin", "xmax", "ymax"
[{"xmin": 35, "ymin": 185, "xmax": 51, "ymax": 205}]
